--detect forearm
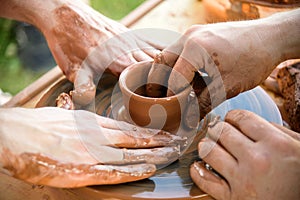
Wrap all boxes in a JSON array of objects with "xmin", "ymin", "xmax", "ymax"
[
  {"xmin": 0, "ymin": 0, "xmax": 61, "ymax": 29},
  {"xmin": 268, "ymin": 8, "xmax": 300, "ymax": 61},
  {"xmin": 0, "ymin": 0, "xmax": 126, "ymax": 35},
  {"xmin": 255, "ymin": 9, "xmax": 300, "ymax": 67},
  {"xmin": 227, "ymin": 8, "xmax": 300, "ymax": 73}
]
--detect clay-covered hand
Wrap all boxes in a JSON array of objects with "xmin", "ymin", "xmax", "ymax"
[
  {"xmin": 1, "ymin": 0, "xmax": 163, "ymax": 106},
  {"xmin": 147, "ymin": 9, "xmax": 300, "ymax": 118},
  {"xmin": 190, "ymin": 110, "xmax": 300, "ymax": 200},
  {"xmin": 0, "ymin": 107, "xmax": 184, "ymax": 188},
  {"xmin": 44, "ymin": 1, "xmax": 165, "ymax": 106}
]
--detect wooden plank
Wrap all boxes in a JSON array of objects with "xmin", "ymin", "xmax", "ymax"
[
  {"xmin": 120, "ymin": 0, "xmax": 164, "ymax": 27},
  {"xmin": 130, "ymin": 0, "xmax": 206, "ymax": 32},
  {"xmin": 0, "ymin": 173, "xmax": 82, "ymax": 200}
]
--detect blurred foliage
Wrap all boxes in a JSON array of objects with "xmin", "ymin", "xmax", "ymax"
[
  {"xmin": 0, "ymin": 1, "xmax": 145, "ymax": 95},
  {"xmin": 0, "ymin": 19, "xmax": 44, "ymax": 95},
  {"xmin": 91, "ymin": 0, "xmax": 145, "ymax": 20}
]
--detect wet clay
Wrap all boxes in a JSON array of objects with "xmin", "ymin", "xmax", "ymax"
[
  {"xmin": 135, "ymin": 84, "xmax": 168, "ymax": 98},
  {"xmin": 52, "ymin": 5, "xmax": 98, "ymax": 81},
  {"xmin": 0, "ymin": 148, "xmax": 155, "ymax": 188}
]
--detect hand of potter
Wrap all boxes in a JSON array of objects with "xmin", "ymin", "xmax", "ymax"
[
  {"xmin": 147, "ymin": 9, "xmax": 300, "ymax": 119},
  {"xmin": 0, "ymin": 0, "xmax": 163, "ymax": 106},
  {"xmin": 45, "ymin": 1, "xmax": 165, "ymax": 106},
  {"xmin": 0, "ymin": 107, "xmax": 184, "ymax": 188},
  {"xmin": 190, "ymin": 109, "xmax": 300, "ymax": 200}
]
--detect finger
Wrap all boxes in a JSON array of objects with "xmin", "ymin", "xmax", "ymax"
[
  {"xmin": 198, "ymin": 138, "xmax": 237, "ymax": 180},
  {"xmin": 190, "ymin": 161, "xmax": 230, "ymax": 200},
  {"xmin": 167, "ymin": 57, "xmax": 196, "ymax": 96},
  {"xmin": 161, "ymin": 48, "xmax": 181, "ymax": 67},
  {"xmin": 195, "ymin": 75, "xmax": 227, "ymax": 119},
  {"xmin": 141, "ymin": 46, "xmax": 161, "ymax": 59},
  {"xmin": 1, "ymin": 149, "xmax": 156, "ymax": 188},
  {"xmin": 71, "ymin": 67, "xmax": 96, "ymax": 106},
  {"xmin": 107, "ymin": 146, "xmax": 181, "ymax": 165},
  {"xmin": 167, "ymin": 38, "xmax": 208, "ymax": 96},
  {"xmin": 76, "ymin": 140, "xmax": 181, "ymax": 165},
  {"xmin": 106, "ymin": 53, "xmax": 137, "ymax": 76},
  {"xmin": 183, "ymin": 91, "xmax": 201, "ymax": 129},
  {"xmin": 271, "ymin": 123, "xmax": 300, "ymax": 141},
  {"xmin": 100, "ymin": 126, "xmax": 184, "ymax": 148},
  {"xmin": 146, "ymin": 39, "xmax": 183, "ymax": 97},
  {"xmin": 207, "ymin": 121, "xmax": 253, "ymax": 160},
  {"xmin": 225, "ymin": 110, "xmax": 280, "ymax": 142},
  {"xmin": 147, "ymin": 33, "xmax": 184, "ymax": 66},
  {"xmin": 146, "ymin": 56, "xmax": 171, "ymax": 97},
  {"xmin": 56, "ymin": 92, "xmax": 75, "ymax": 110},
  {"xmin": 132, "ymin": 50, "xmax": 153, "ymax": 62},
  {"xmin": 141, "ymin": 36, "xmax": 168, "ymax": 51},
  {"xmin": 84, "ymin": 163, "xmax": 155, "ymax": 186},
  {"xmin": 183, "ymin": 71, "xmax": 212, "ymax": 127},
  {"xmin": 76, "ymin": 113, "xmax": 185, "ymax": 148}
]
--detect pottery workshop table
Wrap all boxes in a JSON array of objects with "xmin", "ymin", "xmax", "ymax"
[{"xmin": 0, "ymin": 0, "xmax": 283, "ymax": 199}]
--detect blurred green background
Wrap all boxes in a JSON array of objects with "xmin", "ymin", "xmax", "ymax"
[{"xmin": 0, "ymin": 0, "xmax": 145, "ymax": 95}]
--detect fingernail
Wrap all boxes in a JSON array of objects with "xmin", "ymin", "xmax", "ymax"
[
  {"xmin": 193, "ymin": 161, "xmax": 205, "ymax": 177},
  {"xmin": 198, "ymin": 138, "xmax": 215, "ymax": 159},
  {"xmin": 207, "ymin": 115, "xmax": 221, "ymax": 129},
  {"xmin": 206, "ymin": 119, "xmax": 223, "ymax": 142},
  {"xmin": 192, "ymin": 161, "xmax": 222, "ymax": 184}
]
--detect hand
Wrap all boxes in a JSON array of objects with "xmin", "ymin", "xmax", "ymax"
[
  {"xmin": 0, "ymin": 0, "xmax": 163, "ymax": 106},
  {"xmin": 190, "ymin": 110, "xmax": 300, "ymax": 200},
  {"xmin": 41, "ymin": 0, "xmax": 163, "ymax": 105},
  {"xmin": 147, "ymin": 9, "xmax": 300, "ymax": 118},
  {"xmin": 0, "ymin": 107, "xmax": 184, "ymax": 188}
]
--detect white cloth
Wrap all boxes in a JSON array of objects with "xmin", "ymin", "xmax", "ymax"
[{"xmin": 0, "ymin": 89, "xmax": 12, "ymax": 106}]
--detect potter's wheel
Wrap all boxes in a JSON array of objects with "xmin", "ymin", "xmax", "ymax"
[{"xmin": 36, "ymin": 73, "xmax": 282, "ymax": 200}]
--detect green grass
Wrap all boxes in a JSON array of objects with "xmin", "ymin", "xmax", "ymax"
[
  {"xmin": 0, "ymin": 19, "xmax": 44, "ymax": 95},
  {"xmin": 0, "ymin": 1, "xmax": 145, "ymax": 95},
  {"xmin": 91, "ymin": 0, "xmax": 145, "ymax": 20}
]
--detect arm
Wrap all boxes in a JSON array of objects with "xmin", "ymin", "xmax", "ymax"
[
  {"xmin": 266, "ymin": 8, "xmax": 300, "ymax": 60},
  {"xmin": 147, "ymin": 9, "xmax": 300, "ymax": 118},
  {"xmin": 0, "ymin": 0, "xmax": 161, "ymax": 105}
]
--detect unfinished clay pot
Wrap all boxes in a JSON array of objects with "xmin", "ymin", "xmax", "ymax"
[{"xmin": 119, "ymin": 61, "xmax": 192, "ymax": 133}]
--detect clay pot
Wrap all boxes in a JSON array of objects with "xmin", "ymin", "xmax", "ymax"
[{"xmin": 119, "ymin": 61, "xmax": 191, "ymax": 133}]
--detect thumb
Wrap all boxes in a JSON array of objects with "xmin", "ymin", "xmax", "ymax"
[
  {"xmin": 197, "ymin": 76, "xmax": 227, "ymax": 119},
  {"xmin": 183, "ymin": 73, "xmax": 227, "ymax": 129},
  {"xmin": 146, "ymin": 53, "xmax": 172, "ymax": 97},
  {"xmin": 167, "ymin": 38, "xmax": 208, "ymax": 96},
  {"xmin": 146, "ymin": 39, "xmax": 183, "ymax": 97},
  {"xmin": 71, "ymin": 67, "xmax": 96, "ymax": 106},
  {"xmin": 183, "ymin": 72, "xmax": 211, "ymax": 128},
  {"xmin": 167, "ymin": 56, "xmax": 197, "ymax": 96}
]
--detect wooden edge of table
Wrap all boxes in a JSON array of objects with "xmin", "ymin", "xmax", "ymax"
[
  {"xmin": 120, "ymin": 0, "xmax": 164, "ymax": 27},
  {"xmin": 2, "ymin": 66, "xmax": 64, "ymax": 108}
]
